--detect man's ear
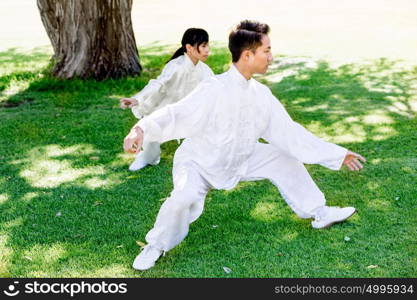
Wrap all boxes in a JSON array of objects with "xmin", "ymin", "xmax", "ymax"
[{"xmin": 240, "ymin": 49, "xmax": 251, "ymax": 61}]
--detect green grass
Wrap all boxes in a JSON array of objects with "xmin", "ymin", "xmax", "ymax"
[{"xmin": 0, "ymin": 46, "xmax": 416, "ymax": 278}]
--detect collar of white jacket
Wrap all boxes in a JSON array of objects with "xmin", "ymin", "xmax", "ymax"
[
  {"xmin": 228, "ymin": 64, "xmax": 253, "ymax": 88},
  {"xmin": 183, "ymin": 53, "xmax": 200, "ymax": 69}
]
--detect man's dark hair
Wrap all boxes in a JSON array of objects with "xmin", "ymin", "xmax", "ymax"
[{"xmin": 228, "ymin": 20, "xmax": 270, "ymax": 62}]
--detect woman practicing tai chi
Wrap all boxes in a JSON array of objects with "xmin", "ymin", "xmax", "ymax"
[
  {"xmin": 124, "ymin": 20, "xmax": 366, "ymax": 270},
  {"xmin": 120, "ymin": 28, "xmax": 214, "ymax": 171}
]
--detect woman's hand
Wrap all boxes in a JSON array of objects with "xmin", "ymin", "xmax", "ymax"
[{"xmin": 120, "ymin": 98, "xmax": 138, "ymax": 109}]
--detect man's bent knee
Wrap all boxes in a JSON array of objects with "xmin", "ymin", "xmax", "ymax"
[{"xmin": 166, "ymin": 188, "xmax": 202, "ymax": 211}]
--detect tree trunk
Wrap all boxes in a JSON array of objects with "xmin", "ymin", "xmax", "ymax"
[{"xmin": 37, "ymin": 0, "xmax": 141, "ymax": 80}]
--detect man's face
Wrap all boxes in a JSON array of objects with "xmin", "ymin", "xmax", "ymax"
[{"xmin": 249, "ymin": 34, "xmax": 273, "ymax": 74}]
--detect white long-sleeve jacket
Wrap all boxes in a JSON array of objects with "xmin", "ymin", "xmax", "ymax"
[
  {"xmin": 137, "ymin": 64, "xmax": 347, "ymax": 190},
  {"xmin": 131, "ymin": 53, "xmax": 214, "ymax": 118}
]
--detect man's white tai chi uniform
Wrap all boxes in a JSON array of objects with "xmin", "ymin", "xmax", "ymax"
[
  {"xmin": 137, "ymin": 64, "xmax": 348, "ymax": 252},
  {"xmin": 129, "ymin": 54, "xmax": 214, "ymax": 169}
]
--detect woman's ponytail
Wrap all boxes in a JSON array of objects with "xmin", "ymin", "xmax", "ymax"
[{"xmin": 168, "ymin": 46, "xmax": 186, "ymax": 62}]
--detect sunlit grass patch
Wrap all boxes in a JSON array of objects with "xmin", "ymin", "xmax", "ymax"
[{"xmin": 0, "ymin": 234, "xmax": 13, "ymax": 277}]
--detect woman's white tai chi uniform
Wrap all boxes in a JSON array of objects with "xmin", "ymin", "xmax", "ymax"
[
  {"xmin": 137, "ymin": 64, "xmax": 348, "ymax": 252},
  {"xmin": 129, "ymin": 53, "xmax": 214, "ymax": 169}
]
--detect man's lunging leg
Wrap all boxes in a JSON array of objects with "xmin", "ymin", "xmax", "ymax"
[
  {"xmin": 242, "ymin": 143, "xmax": 355, "ymax": 228},
  {"xmin": 133, "ymin": 163, "xmax": 210, "ymax": 270}
]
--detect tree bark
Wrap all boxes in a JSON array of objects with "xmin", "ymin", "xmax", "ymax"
[{"xmin": 37, "ymin": 0, "xmax": 142, "ymax": 80}]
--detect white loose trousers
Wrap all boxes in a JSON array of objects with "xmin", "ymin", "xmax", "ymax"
[{"xmin": 146, "ymin": 143, "xmax": 325, "ymax": 252}]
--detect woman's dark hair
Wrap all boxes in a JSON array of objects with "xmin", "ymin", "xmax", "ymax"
[
  {"xmin": 168, "ymin": 28, "xmax": 209, "ymax": 62},
  {"xmin": 228, "ymin": 20, "xmax": 270, "ymax": 62}
]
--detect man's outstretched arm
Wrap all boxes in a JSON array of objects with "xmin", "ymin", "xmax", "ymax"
[{"xmin": 262, "ymin": 91, "xmax": 365, "ymax": 171}]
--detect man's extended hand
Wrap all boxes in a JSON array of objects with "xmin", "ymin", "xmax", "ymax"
[
  {"xmin": 120, "ymin": 98, "xmax": 138, "ymax": 109},
  {"xmin": 123, "ymin": 126, "xmax": 144, "ymax": 154},
  {"xmin": 343, "ymin": 151, "xmax": 366, "ymax": 171}
]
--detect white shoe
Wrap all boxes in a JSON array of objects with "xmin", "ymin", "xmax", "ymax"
[
  {"xmin": 311, "ymin": 206, "xmax": 356, "ymax": 229},
  {"xmin": 129, "ymin": 148, "xmax": 161, "ymax": 171},
  {"xmin": 132, "ymin": 245, "xmax": 163, "ymax": 271},
  {"xmin": 128, "ymin": 154, "xmax": 149, "ymax": 171}
]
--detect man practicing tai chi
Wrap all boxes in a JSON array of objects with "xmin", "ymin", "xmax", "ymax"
[{"xmin": 123, "ymin": 20, "xmax": 366, "ymax": 271}]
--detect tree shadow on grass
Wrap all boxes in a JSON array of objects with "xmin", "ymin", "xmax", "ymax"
[{"xmin": 0, "ymin": 49, "xmax": 416, "ymax": 277}]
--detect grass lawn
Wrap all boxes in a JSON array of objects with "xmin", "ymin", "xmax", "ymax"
[{"xmin": 0, "ymin": 45, "xmax": 416, "ymax": 278}]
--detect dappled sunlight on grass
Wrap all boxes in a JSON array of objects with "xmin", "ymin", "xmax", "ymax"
[
  {"xmin": 264, "ymin": 57, "xmax": 417, "ymax": 146},
  {"xmin": 221, "ymin": 181, "xmax": 258, "ymax": 195},
  {"xmin": 346, "ymin": 213, "xmax": 360, "ymax": 226},
  {"xmin": 21, "ymin": 192, "xmax": 39, "ymax": 203},
  {"xmin": 335, "ymin": 262, "xmax": 354, "ymax": 273},
  {"xmin": 109, "ymin": 152, "xmax": 134, "ymax": 168},
  {"xmin": 370, "ymin": 159, "xmax": 381, "ymax": 165},
  {"xmin": 3, "ymin": 217, "xmax": 23, "ymax": 230},
  {"xmin": 0, "ymin": 193, "xmax": 8, "ymax": 204},
  {"xmin": 388, "ymin": 100, "xmax": 417, "ymax": 118},
  {"xmin": 83, "ymin": 178, "xmax": 112, "ymax": 189},
  {"xmin": 362, "ymin": 112, "xmax": 394, "ymax": 125},
  {"xmin": 250, "ymin": 202, "xmax": 281, "ymax": 222},
  {"xmin": 26, "ymin": 270, "xmax": 49, "ymax": 277},
  {"xmin": 1, "ymin": 80, "xmax": 31, "ymax": 98},
  {"xmin": 378, "ymin": 157, "xmax": 417, "ymax": 169},
  {"xmin": 280, "ymin": 232, "xmax": 299, "ymax": 242},
  {"xmin": 306, "ymin": 115, "xmax": 398, "ymax": 143},
  {"xmin": 372, "ymin": 126, "xmax": 397, "ymax": 141},
  {"xmin": 44, "ymin": 144, "xmax": 95, "ymax": 157},
  {"xmin": 367, "ymin": 199, "xmax": 392, "ymax": 212},
  {"xmin": 366, "ymin": 182, "xmax": 380, "ymax": 191},
  {"xmin": 306, "ymin": 121, "xmax": 368, "ymax": 143},
  {"xmin": 288, "ymin": 213, "xmax": 310, "ymax": 224},
  {"xmin": 9, "ymin": 144, "xmax": 123, "ymax": 190},
  {"xmin": 15, "ymin": 145, "xmax": 105, "ymax": 188},
  {"xmin": 23, "ymin": 244, "xmax": 67, "ymax": 265},
  {"xmin": 17, "ymin": 244, "xmax": 68, "ymax": 277},
  {"xmin": 0, "ymin": 234, "xmax": 12, "ymax": 277},
  {"xmin": 408, "ymin": 99, "xmax": 417, "ymax": 112}
]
